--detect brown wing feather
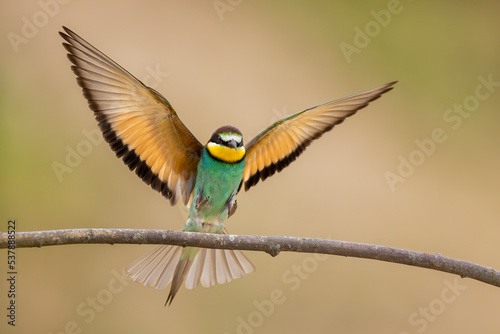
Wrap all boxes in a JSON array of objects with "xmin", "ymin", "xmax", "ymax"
[
  {"xmin": 60, "ymin": 27, "xmax": 203, "ymax": 205},
  {"xmin": 242, "ymin": 82, "xmax": 396, "ymax": 191}
]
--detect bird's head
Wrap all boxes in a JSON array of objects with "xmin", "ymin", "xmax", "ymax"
[{"xmin": 206, "ymin": 126, "xmax": 245, "ymax": 163}]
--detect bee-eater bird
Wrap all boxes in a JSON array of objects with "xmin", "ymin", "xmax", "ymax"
[{"xmin": 59, "ymin": 26, "xmax": 396, "ymax": 305}]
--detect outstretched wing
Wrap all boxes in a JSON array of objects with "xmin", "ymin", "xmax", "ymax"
[
  {"xmin": 60, "ymin": 27, "xmax": 203, "ymax": 205},
  {"xmin": 242, "ymin": 82, "xmax": 396, "ymax": 191}
]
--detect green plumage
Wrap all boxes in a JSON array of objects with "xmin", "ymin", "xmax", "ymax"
[
  {"xmin": 184, "ymin": 147, "xmax": 245, "ymax": 233},
  {"xmin": 167, "ymin": 139, "xmax": 246, "ymax": 305}
]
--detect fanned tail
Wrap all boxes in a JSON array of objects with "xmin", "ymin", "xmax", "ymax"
[
  {"xmin": 126, "ymin": 245, "xmax": 182, "ymax": 289},
  {"xmin": 126, "ymin": 244, "xmax": 255, "ymax": 305}
]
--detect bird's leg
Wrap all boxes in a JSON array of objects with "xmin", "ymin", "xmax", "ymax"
[
  {"xmin": 228, "ymin": 199, "xmax": 238, "ymax": 218},
  {"xmin": 195, "ymin": 196, "xmax": 211, "ymax": 211}
]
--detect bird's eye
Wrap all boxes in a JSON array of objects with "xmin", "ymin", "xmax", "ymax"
[{"xmin": 217, "ymin": 136, "xmax": 222, "ymax": 143}]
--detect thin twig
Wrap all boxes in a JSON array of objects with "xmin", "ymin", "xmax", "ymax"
[{"xmin": 1, "ymin": 228, "xmax": 499, "ymax": 288}]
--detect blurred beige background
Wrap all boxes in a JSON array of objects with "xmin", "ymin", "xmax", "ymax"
[{"xmin": 1, "ymin": 1, "xmax": 500, "ymax": 333}]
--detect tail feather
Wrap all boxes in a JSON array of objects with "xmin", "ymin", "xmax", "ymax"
[
  {"xmin": 233, "ymin": 249, "xmax": 255, "ymax": 275},
  {"xmin": 201, "ymin": 247, "xmax": 217, "ymax": 287},
  {"xmin": 127, "ymin": 245, "xmax": 182, "ymax": 289},
  {"xmin": 226, "ymin": 248, "xmax": 252, "ymax": 278},
  {"xmin": 166, "ymin": 249, "xmax": 198, "ymax": 305},
  {"xmin": 126, "ymin": 245, "xmax": 255, "ymax": 304},
  {"xmin": 185, "ymin": 248, "xmax": 206, "ymax": 289},
  {"xmin": 193, "ymin": 249, "xmax": 255, "ymax": 288},
  {"xmin": 216, "ymin": 249, "xmax": 233, "ymax": 284}
]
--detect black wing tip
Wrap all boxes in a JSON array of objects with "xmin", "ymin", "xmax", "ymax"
[
  {"xmin": 379, "ymin": 80, "xmax": 398, "ymax": 94},
  {"xmin": 59, "ymin": 30, "xmax": 68, "ymax": 40},
  {"xmin": 384, "ymin": 80, "xmax": 397, "ymax": 88},
  {"xmin": 368, "ymin": 80, "xmax": 398, "ymax": 98},
  {"xmin": 345, "ymin": 80, "xmax": 398, "ymax": 113},
  {"xmin": 59, "ymin": 26, "xmax": 77, "ymax": 43},
  {"xmin": 60, "ymin": 26, "xmax": 78, "ymax": 38}
]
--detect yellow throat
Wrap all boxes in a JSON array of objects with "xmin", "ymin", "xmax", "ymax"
[{"xmin": 207, "ymin": 142, "xmax": 245, "ymax": 163}]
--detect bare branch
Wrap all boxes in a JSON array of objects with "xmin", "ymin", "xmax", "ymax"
[{"xmin": 1, "ymin": 228, "xmax": 499, "ymax": 288}]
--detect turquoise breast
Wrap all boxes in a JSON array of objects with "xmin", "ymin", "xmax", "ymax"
[{"xmin": 189, "ymin": 147, "xmax": 245, "ymax": 223}]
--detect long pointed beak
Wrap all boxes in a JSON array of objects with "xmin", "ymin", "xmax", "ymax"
[{"xmin": 228, "ymin": 139, "xmax": 238, "ymax": 151}]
